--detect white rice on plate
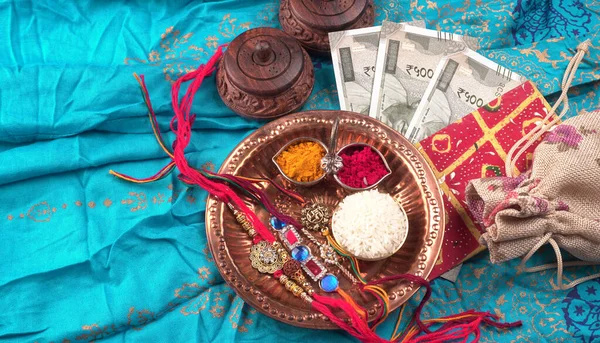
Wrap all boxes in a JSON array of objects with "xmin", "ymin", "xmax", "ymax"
[{"xmin": 332, "ymin": 189, "xmax": 408, "ymax": 260}]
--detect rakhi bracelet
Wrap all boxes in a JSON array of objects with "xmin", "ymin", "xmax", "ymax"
[
  {"xmin": 199, "ymin": 169, "xmax": 357, "ymax": 279},
  {"xmin": 220, "ymin": 176, "xmax": 346, "ymax": 293},
  {"xmin": 231, "ymin": 201, "xmax": 367, "ymax": 328},
  {"xmin": 298, "ymin": 203, "xmax": 360, "ymax": 283},
  {"xmin": 228, "ymin": 203, "xmax": 315, "ymax": 299},
  {"xmin": 272, "ymin": 214, "xmax": 359, "ymax": 284},
  {"xmin": 300, "ymin": 227, "xmax": 359, "ymax": 284},
  {"xmin": 271, "ymin": 216, "xmax": 354, "ymax": 293},
  {"xmin": 267, "ymin": 214, "xmax": 368, "ymax": 321}
]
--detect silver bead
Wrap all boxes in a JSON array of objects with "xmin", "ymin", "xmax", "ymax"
[{"xmin": 320, "ymin": 154, "xmax": 343, "ymax": 174}]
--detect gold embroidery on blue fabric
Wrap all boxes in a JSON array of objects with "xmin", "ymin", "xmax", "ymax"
[
  {"xmin": 305, "ymin": 86, "xmax": 339, "ymax": 110},
  {"xmin": 198, "ymin": 267, "xmax": 211, "ymax": 280},
  {"xmin": 124, "ymin": 27, "xmax": 209, "ymax": 83},
  {"xmin": 27, "ymin": 201, "xmax": 52, "ymax": 222},
  {"xmin": 229, "ymin": 299, "xmax": 254, "ymax": 332},
  {"xmin": 152, "ymin": 193, "xmax": 166, "ymax": 205},
  {"xmin": 176, "ymin": 283, "xmax": 211, "ymax": 315},
  {"xmin": 256, "ymin": 0, "xmax": 278, "ymax": 26},
  {"xmin": 218, "ymin": 14, "xmax": 251, "ymax": 38},
  {"xmin": 121, "ymin": 192, "xmax": 148, "ymax": 212}
]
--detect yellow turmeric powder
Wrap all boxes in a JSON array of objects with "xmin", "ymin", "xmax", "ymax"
[{"xmin": 275, "ymin": 141, "xmax": 326, "ymax": 182}]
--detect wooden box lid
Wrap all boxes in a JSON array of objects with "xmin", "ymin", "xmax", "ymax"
[
  {"xmin": 216, "ymin": 27, "xmax": 314, "ymax": 119},
  {"xmin": 279, "ymin": 0, "xmax": 375, "ymax": 54}
]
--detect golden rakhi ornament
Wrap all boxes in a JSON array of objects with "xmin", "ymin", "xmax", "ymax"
[
  {"xmin": 301, "ymin": 203, "xmax": 331, "ymax": 232},
  {"xmin": 249, "ymin": 240, "xmax": 285, "ymax": 274}
]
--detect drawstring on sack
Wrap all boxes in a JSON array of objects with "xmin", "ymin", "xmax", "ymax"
[
  {"xmin": 505, "ymin": 39, "xmax": 597, "ymax": 290},
  {"xmin": 505, "ymin": 40, "xmax": 591, "ymax": 177}
]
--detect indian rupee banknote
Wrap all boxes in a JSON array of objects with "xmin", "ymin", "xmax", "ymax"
[
  {"xmin": 369, "ymin": 21, "xmax": 478, "ymax": 134},
  {"xmin": 329, "ymin": 21, "xmax": 425, "ymax": 114},
  {"xmin": 406, "ymin": 49, "xmax": 527, "ymax": 142}
]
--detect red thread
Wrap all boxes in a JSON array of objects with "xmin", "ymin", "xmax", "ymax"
[
  {"xmin": 167, "ymin": 45, "xmax": 275, "ymax": 244},
  {"xmin": 208, "ymin": 172, "xmax": 302, "ymax": 228},
  {"xmin": 369, "ymin": 274, "xmax": 432, "ymax": 334},
  {"xmin": 311, "ymin": 300, "xmax": 363, "ymax": 339},
  {"xmin": 367, "ymin": 274, "xmax": 522, "ymax": 342},
  {"xmin": 313, "ymin": 294, "xmax": 382, "ymax": 343},
  {"xmin": 362, "ymin": 287, "xmax": 386, "ymax": 326}
]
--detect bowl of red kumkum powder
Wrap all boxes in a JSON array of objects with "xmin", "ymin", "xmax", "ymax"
[
  {"xmin": 333, "ymin": 143, "xmax": 391, "ymax": 191},
  {"xmin": 273, "ymin": 137, "xmax": 328, "ymax": 186}
]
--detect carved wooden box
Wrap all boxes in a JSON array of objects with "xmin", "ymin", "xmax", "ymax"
[
  {"xmin": 216, "ymin": 27, "xmax": 315, "ymax": 119},
  {"xmin": 279, "ymin": 0, "xmax": 375, "ymax": 54}
]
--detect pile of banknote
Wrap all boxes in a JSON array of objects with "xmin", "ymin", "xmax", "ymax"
[{"xmin": 330, "ymin": 21, "xmax": 526, "ymax": 143}]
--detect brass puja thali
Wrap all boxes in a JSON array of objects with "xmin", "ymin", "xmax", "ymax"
[{"xmin": 206, "ymin": 110, "xmax": 444, "ymax": 329}]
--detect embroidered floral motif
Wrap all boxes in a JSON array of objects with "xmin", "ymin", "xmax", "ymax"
[
  {"xmin": 467, "ymin": 197, "xmax": 485, "ymax": 223},
  {"xmin": 126, "ymin": 308, "xmax": 156, "ymax": 331},
  {"xmin": 201, "ymin": 161, "xmax": 216, "ymax": 172},
  {"xmin": 124, "ymin": 27, "xmax": 210, "ymax": 83},
  {"xmin": 76, "ymin": 324, "xmax": 116, "ymax": 341},
  {"xmin": 76, "ymin": 306, "xmax": 165, "ymax": 341},
  {"xmin": 198, "ymin": 267, "xmax": 211, "ymax": 280},
  {"xmin": 556, "ymin": 200, "xmax": 570, "ymax": 211},
  {"xmin": 26, "ymin": 201, "xmax": 53, "ymax": 222},
  {"xmin": 203, "ymin": 246, "xmax": 215, "ymax": 264},
  {"xmin": 532, "ymin": 196, "xmax": 550, "ymax": 214},
  {"xmin": 477, "ymin": 175, "xmax": 554, "ymax": 226},
  {"xmin": 176, "ymin": 283, "xmax": 211, "ymax": 315},
  {"xmin": 255, "ymin": 0, "xmax": 278, "ymax": 26},
  {"xmin": 501, "ymin": 173, "xmax": 528, "ymax": 192},
  {"xmin": 121, "ymin": 192, "xmax": 148, "ymax": 212},
  {"xmin": 152, "ymin": 193, "xmax": 166, "ymax": 205},
  {"xmin": 513, "ymin": 0, "xmax": 593, "ymax": 45},
  {"xmin": 304, "ymin": 86, "xmax": 339, "ymax": 110},
  {"xmin": 545, "ymin": 125, "xmax": 584, "ymax": 151},
  {"xmin": 563, "ymin": 280, "xmax": 600, "ymax": 342}
]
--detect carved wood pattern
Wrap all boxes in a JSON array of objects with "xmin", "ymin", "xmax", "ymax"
[
  {"xmin": 279, "ymin": 0, "xmax": 375, "ymax": 53},
  {"xmin": 216, "ymin": 49, "xmax": 315, "ymax": 119}
]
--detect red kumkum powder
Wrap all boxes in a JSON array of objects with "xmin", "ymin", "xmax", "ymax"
[{"xmin": 337, "ymin": 146, "xmax": 388, "ymax": 188}]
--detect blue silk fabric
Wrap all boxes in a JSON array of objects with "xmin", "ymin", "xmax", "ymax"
[{"xmin": 0, "ymin": 1, "xmax": 599, "ymax": 342}]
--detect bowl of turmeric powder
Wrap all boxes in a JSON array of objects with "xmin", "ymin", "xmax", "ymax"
[{"xmin": 273, "ymin": 137, "xmax": 328, "ymax": 186}]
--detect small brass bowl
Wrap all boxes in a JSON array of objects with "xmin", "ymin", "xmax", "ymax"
[
  {"xmin": 331, "ymin": 191, "xmax": 409, "ymax": 261},
  {"xmin": 333, "ymin": 142, "xmax": 392, "ymax": 192},
  {"xmin": 272, "ymin": 137, "xmax": 328, "ymax": 187}
]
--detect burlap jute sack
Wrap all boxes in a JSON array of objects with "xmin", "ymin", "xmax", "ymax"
[{"xmin": 466, "ymin": 109, "xmax": 600, "ymax": 282}]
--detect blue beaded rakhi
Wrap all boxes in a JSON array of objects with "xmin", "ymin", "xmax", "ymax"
[
  {"xmin": 320, "ymin": 274, "xmax": 340, "ymax": 293},
  {"xmin": 270, "ymin": 216, "xmax": 328, "ymax": 282},
  {"xmin": 269, "ymin": 215, "xmax": 359, "ymax": 285}
]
